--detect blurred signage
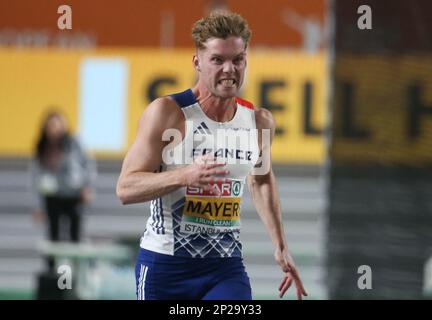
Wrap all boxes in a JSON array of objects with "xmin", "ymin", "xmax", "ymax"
[
  {"xmin": 0, "ymin": 49, "xmax": 327, "ymax": 164},
  {"xmin": 332, "ymin": 55, "xmax": 432, "ymax": 165}
]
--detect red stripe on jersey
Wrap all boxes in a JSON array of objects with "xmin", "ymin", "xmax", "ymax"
[{"xmin": 235, "ymin": 97, "xmax": 255, "ymax": 110}]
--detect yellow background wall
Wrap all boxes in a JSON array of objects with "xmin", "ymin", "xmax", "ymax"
[{"xmin": 0, "ymin": 48, "xmax": 328, "ymax": 164}]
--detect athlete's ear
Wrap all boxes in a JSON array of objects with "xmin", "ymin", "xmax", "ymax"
[{"xmin": 192, "ymin": 55, "xmax": 200, "ymax": 72}]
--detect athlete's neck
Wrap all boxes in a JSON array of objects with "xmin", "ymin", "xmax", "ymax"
[{"xmin": 192, "ymin": 86, "xmax": 237, "ymax": 123}]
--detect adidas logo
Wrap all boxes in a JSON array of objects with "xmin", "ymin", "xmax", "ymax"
[{"xmin": 194, "ymin": 122, "xmax": 211, "ymax": 135}]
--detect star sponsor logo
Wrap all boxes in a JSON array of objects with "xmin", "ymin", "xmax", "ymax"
[{"xmin": 186, "ymin": 179, "xmax": 243, "ymax": 197}]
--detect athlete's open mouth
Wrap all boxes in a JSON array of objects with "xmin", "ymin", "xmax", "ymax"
[{"xmin": 218, "ymin": 79, "xmax": 236, "ymax": 87}]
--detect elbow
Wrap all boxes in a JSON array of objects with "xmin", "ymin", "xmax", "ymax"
[{"xmin": 116, "ymin": 181, "xmax": 131, "ymax": 205}]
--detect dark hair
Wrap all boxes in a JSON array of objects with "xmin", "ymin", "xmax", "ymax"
[{"xmin": 35, "ymin": 111, "xmax": 71, "ymax": 164}]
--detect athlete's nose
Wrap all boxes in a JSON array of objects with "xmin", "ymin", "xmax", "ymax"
[{"xmin": 222, "ymin": 61, "xmax": 235, "ymax": 73}]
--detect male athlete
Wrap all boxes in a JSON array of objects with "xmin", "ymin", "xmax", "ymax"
[{"xmin": 116, "ymin": 11, "xmax": 307, "ymax": 300}]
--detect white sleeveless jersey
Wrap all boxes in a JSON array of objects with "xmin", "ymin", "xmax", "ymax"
[{"xmin": 140, "ymin": 89, "xmax": 260, "ymax": 258}]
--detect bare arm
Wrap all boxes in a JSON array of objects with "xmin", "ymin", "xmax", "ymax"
[
  {"xmin": 116, "ymin": 97, "xmax": 227, "ymax": 204},
  {"xmin": 247, "ymin": 169, "xmax": 287, "ymax": 252},
  {"xmin": 247, "ymin": 108, "xmax": 307, "ymax": 300}
]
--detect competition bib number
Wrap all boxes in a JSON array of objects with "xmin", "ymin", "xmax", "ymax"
[{"xmin": 181, "ymin": 179, "xmax": 243, "ymax": 234}]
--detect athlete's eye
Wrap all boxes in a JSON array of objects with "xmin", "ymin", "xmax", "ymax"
[
  {"xmin": 234, "ymin": 56, "xmax": 245, "ymax": 65},
  {"xmin": 211, "ymin": 57, "xmax": 223, "ymax": 64}
]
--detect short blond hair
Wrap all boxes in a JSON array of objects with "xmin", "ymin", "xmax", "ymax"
[{"xmin": 192, "ymin": 11, "xmax": 252, "ymax": 49}]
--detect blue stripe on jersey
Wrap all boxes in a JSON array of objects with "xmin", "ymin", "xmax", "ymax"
[
  {"xmin": 150, "ymin": 199, "xmax": 158, "ymax": 234},
  {"xmin": 159, "ymin": 197, "xmax": 165, "ymax": 234},
  {"xmin": 170, "ymin": 89, "xmax": 197, "ymax": 108},
  {"xmin": 149, "ymin": 164, "xmax": 165, "ymax": 235},
  {"xmin": 150, "ymin": 197, "xmax": 165, "ymax": 235},
  {"xmin": 155, "ymin": 199, "xmax": 160, "ymax": 234}
]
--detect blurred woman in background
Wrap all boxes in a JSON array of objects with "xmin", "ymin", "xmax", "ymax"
[{"xmin": 31, "ymin": 110, "xmax": 96, "ymax": 272}]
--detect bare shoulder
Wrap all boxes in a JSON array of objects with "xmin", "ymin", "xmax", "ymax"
[
  {"xmin": 139, "ymin": 96, "xmax": 184, "ymax": 130},
  {"xmin": 254, "ymin": 107, "xmax": 275, "ymax": 131}
]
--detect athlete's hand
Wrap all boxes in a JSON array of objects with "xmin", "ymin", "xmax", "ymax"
[
  {"xmin": 275, "ymin": 248, "xmax": 308, "ymax": 300},
  {"xmin": 180, "ymin": 153, "xmax": 229, "ymax": 195}
]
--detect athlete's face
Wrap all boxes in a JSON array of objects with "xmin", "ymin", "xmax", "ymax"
[{"xmin": 194, "ymin": 36, "xmax": 247, "ymax": 99}]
